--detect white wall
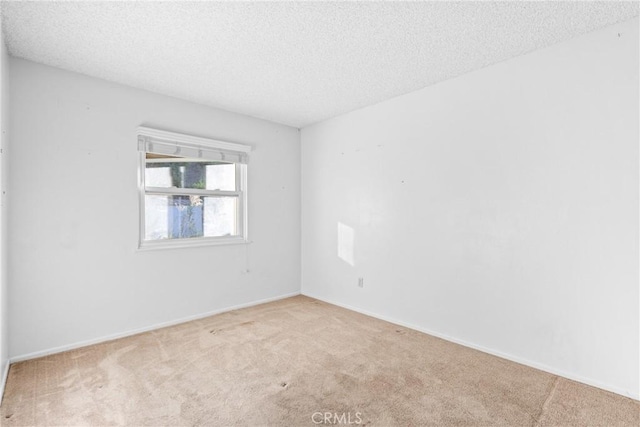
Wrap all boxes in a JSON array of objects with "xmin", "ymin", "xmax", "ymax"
[
  {"xmin": 0, "ymin": 10, "xmax": 10, "ymax": 394},
  {"xmin": 302, "ymin": 18, "xmax": 639, "ymax": 399},
  {"xmin": 9, "ymin": 59, "xmax": 301, "ymax": 359}
]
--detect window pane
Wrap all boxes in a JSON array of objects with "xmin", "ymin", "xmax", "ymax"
[
  {"xmin": 145, "ymin": 166, "xmax": 172, "ymax": 188},
  {"xmin": 206, "ymin": 163, "xmax": 236, "ymax": 191},
  {"xmin": 145, "ymin": 195, "xmax": 169, "ymax": 240},
  {"xmin": 145, "ymin": 195, "xmax": 238, "ymax": 240},
  {"xmin": 145, "ymin": 154, "xmax": 235, "ymax": 191},
  {"xmin": 204, "ymin": 196, "xmax": 238, "ymax": 237}
]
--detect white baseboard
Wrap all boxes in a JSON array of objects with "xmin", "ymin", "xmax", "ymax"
[
  {"xmin": 0, "ymin": 358, "xmax": 9, "ymax": 405},
  {"xmin": 303, "ymin": 292, "xmax": 640, "ymax": 402},
  {"xmin": 10, "ymin": 291, "xmax": 301, "ymax": 364},
  {"xmin": 7, "ymin": 290, "xmax": 637, "ymax": 402}
]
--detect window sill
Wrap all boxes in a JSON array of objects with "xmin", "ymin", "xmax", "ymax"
[{"xmin": 137, "ymin": 236, "xmax": 249, "ymax": 251}]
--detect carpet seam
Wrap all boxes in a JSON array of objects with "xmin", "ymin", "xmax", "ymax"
[{"xmin": 533, "ymin": 376, "xmax": 560, "ymax": 427}]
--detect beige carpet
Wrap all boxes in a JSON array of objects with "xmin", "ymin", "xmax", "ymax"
[{"xmin": 1, "ymin": 296, "xmax": 638, "ymax": 426}]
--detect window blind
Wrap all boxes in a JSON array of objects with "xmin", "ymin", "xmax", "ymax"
[{"xmin": 137, "ymin": 127, "xmax": 251, "ymax": 164}]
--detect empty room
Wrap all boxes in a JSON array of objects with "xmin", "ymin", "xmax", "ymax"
[{"xmin": 0, "ymin": 1, "xmax": 638, "ymax": 426}]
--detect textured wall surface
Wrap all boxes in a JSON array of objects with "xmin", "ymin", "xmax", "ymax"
[
  {"xmin": 0, "ymin": 11, "xmax": 10, "ymax": 394},
  {"xmin": 8, "ymin": 59, "xmax": 301, "ymax": 359},
  {"xmin": 302, "ymin": 18, "xmax": 639, "ymax": 399}
]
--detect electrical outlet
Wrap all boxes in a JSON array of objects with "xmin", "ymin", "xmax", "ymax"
[{"xmin": 358, "ymin": 277, "xmax": 364, "ymax": 288}]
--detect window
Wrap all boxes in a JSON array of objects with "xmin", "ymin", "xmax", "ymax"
[{"xmin": 138, "ymin": 127, "xmax": 251, "ymax": 249}]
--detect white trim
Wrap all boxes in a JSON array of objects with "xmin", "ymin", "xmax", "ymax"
[
  {"xmin": 138, "ymin": 236, "xmax": 250, "ymax": 251},
  {"xmin": 0, "ymin": 358, "xmax": 9, "ymax": 405},
  {"xmin": 137, "ymin": 126, "xmax": 252, "ymax": 154},
  {"xmin": 145, "ymin": 187, "xmax": 240, "ymax": 197},
  {"xmin": 146, "ymin": 158, "xmax": 226, "ymax": 164},
  {"xmin": 302, "ymin": 292, "xmax": 640, "ymax": 401},
  {"xmin": 240, "ymin": 163, "xmax": 249, "ymax": 240},
  {"xmin": 138, "ymin": 150, "xmax": 146, "ymax": 247},
  {"xmin": 138, "ymin": 129, "xmax": 250, "ymax": 249},
  {"xmin": 10, "ymin": 292, "xmax": 300, "ymax": 363}
]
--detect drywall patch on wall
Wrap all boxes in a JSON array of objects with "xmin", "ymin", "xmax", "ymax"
[{"xmin": 338, "ymin": 222, "xmax": 355, "ymax": 266}]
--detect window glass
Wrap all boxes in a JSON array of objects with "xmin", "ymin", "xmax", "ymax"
[
  {"xmin": 144, "ymin": 195, "xmax": 238, "ymax": 240},
  {"xmin": 138, "ymin": 127, "xmax": 249, "ymax": 248},
  {"xmin": 145, "ymin": 154, "xmax": 236, "ymax": 191}
]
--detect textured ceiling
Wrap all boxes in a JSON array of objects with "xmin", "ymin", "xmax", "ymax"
[{"xmin": 2, "ymin": 1, "xmax": 638, "ymax": 128}]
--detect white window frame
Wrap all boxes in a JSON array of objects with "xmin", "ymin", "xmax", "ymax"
[{"xmin": 137, "ymin": 126, "xmax": 251, "ymax": 250}]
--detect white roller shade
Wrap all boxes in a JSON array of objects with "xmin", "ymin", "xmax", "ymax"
[{"xmin": 137, "ymin": 126, "xmax": 251, "ymax": 164}]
